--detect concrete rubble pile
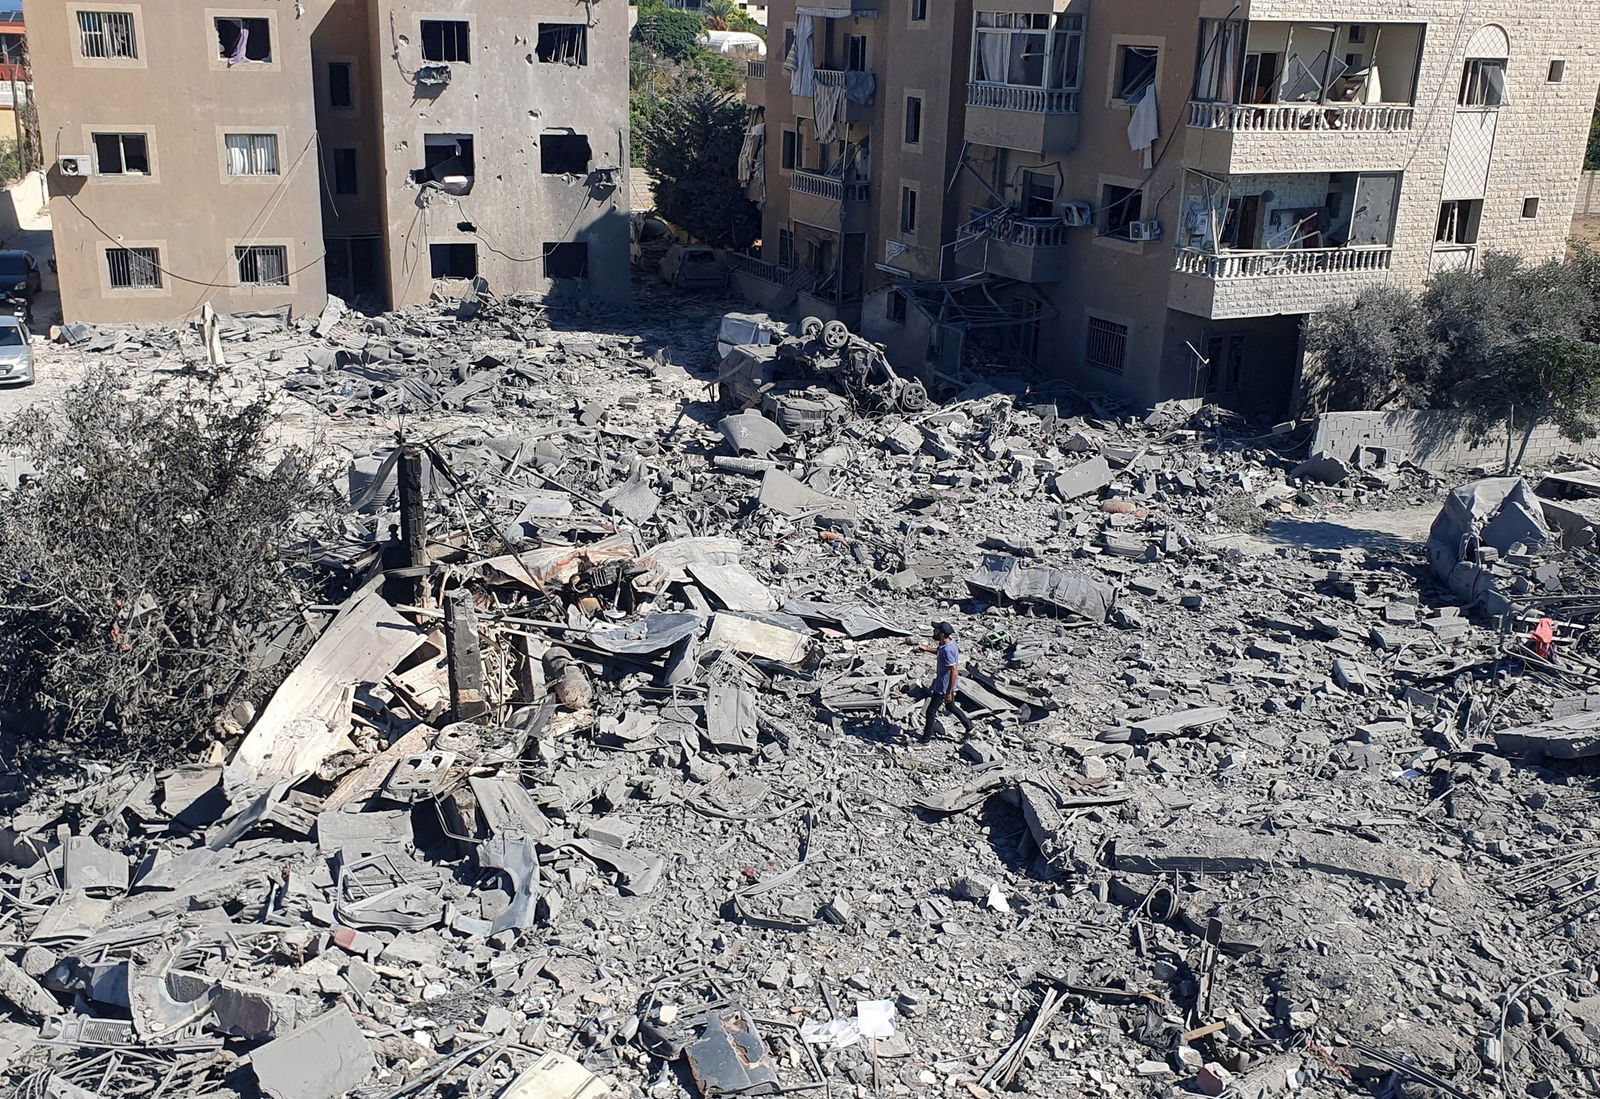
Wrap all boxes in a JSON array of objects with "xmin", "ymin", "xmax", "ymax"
[{"xmin": 3, "ymin": 285, "xmax": 1600, "ymax": 1099}]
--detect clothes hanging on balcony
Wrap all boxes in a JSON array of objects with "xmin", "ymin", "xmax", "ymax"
[
  {"xmin": 738, "ymin": 121, "xmax": 766, "ymax": 205},
  {"xmin": 785, "ymin": 14, "xmax": 815, "ymax": 98},
  {"xmin": 812, "ymin": 81, "xmax": 848, "ymax": 144},
  {"xmin": 843, "ymin": 69, "xmax": 876, "ymax": 105},
  {"xmin": 1127, "ymin": 84, "xmax": 1159, "ymax": 168}
]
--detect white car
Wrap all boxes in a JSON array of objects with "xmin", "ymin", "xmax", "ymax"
[{"xmin": 0, "ymin": 316, "xmax": 32, "ymax": 385}]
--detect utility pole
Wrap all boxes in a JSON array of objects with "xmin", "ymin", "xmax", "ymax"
[{"xmin": 444, "ymin": 587, "xmax": 490, "ymax": 723}]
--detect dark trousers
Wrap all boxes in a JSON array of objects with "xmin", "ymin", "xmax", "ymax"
[{"xmin": 923, "ymin": 689, "xmax": 974, "ymax": 736}]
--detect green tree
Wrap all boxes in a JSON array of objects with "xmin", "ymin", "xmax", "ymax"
[
  {"xmin": 1458, "ymin": 335, "xmax": 1600, "ymax": 464},
  {"xmin": 631, "ymin": 3, "xmax": 705, "ymax": 62},
  {"xmin": 1587, "ymin": 95, "xmax": 1600, "ymax": 170},
  {"xmin": 0, "ymin": 375, "xmax": 319, "ymax": 757},
  {"xmin": 1303, "ymin": 286, "xmax": 1442, "ymax": 411},
  {"xmin": 642, "ymin": 83, "xmax": 760, "ymax": 248}
]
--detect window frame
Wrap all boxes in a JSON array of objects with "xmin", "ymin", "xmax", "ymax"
[
  {"xmin": 903, "ymin": 94, "xmax": 923, "ymax": 146},
  {"xmin": 430, "ymin": 242, "xmax": 478, "ymax": 279},
  {"xmin": 91, "ymin": 131, "xmax": 150, "ymax": 176},
  {"xmin": 1522, "ymin": 196, "xmax": 1541, "ymax": 219},
  {"xmin": 1435, "ymin": 199, "xmax": 1481, "ymax": 245},
  {"xmin": 1100, "ymin": 183, "xmax": 1144, "ymax": 240},
  {"xmin": 1114, "ymin": 43, "xmax": 1160, "ymax": 102},
  {"xmin": 104, "ymin": 245, "xmax": 163, "ymax": 292},
  {"xmin": 223, "ymin": 132, "xmax": 281, "ymax": 178},
  {"xmin": 910, "ymin": 0, "xmax": 927, "ymax": 22},
  {"xmin": 326, "ymin": 60, "xmax": 355, "ymax": 109},
  {"xmin": 420, "ymin": 19, "xmax": 471, "ymax": 64},
  {"xmin": 536, "ymin": 23, "xmax": 588, "ymax": 66},
  {"xmin": 75, "ymin": 8, "xmax": 138, "ymax": 60},
  {"xmin": 213, "ymin": 14, "xmax": 274, "ymax": 66},
  {"xmin": 971, "ymin": 11, "xmax": 1083, "ymax": 92},
  {"xmin": 234, "ymin": 243, "xmax": 291, "ymax": 287},
  {"xmin": 1458, "ymin": 57, "xmax": 1508, "ymax": 107},
  {"xmin": 886, "ymin": 287, "xmax": 908, "ymax": 324},
  {"xmin": 1547, "ymin": 59, "xmax": 1566, "ymax": 83},
  {"xmin": 780, "ymin": 128, "xmax": 799, "ymax": 172},
  {"xmin": 71, "ymin": 6, "xmax": 144, "ymax": 68},
  {"xmin": 1085, "ymin": 316, "xmax": 1129, "ymax": 376},
  {"xmin": 900, "ymin": 184, "xmax": 919, "ymax": 235}
]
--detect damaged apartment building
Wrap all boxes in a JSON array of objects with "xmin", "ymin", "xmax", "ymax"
[
  {"xmin": 736, "ymin": 1, "xmax": 1597, "ymax": 413},
  {"xmin": 30, "ymin": 0, "xmax": 629, "ymax": 323}
]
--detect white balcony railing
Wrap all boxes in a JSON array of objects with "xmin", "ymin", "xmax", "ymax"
[
  {"xmin": 790, "ymin": 170, "xmax": 870, "ymax": 203},
  {"xmin": 966, "ymin": 82, "xmax": 1080, "ymax": 115},
  {"xmin": 1430, "ymin": 243, "xmax": 1477, "ymax": 273},
  {"xmin": 1174, "ymin": 246, "xmax": 1393, "ymax": 279},
  {"xmin": 1187, "ymin": 101, "xmax": 1415, "ymax": 133}
]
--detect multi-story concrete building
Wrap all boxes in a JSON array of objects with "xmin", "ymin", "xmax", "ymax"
[
  {"xmin": 737, "ymin": 1, "xmax": 1598, "ymax": 413},
  {"xmin": 29, "ymin": 0, "xmax": 629, "ymax": 323}
]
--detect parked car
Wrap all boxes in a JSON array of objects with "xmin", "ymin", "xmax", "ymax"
[
  {"xmin": 658, "ymin": 244, "xmax": 727, "ymax": 291},
  {"xmin": 0, "ymin": 315, "xmax": 34, "ymax": 385},
  {"xmin": 0, "ymin": 251, "xmax": 42, "ymax": 298}
]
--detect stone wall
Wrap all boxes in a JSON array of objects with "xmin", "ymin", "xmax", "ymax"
[{"xmin": 1310, "ymin": 409, "xmax": 1598, "ymax": 470}]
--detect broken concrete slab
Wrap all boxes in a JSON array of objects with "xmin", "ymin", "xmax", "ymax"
[
  {"xmin": 250, "ymin": 1005, "xmax": 375, "ymax": 1099},
  {"xmin": 500, "ymin": 1050, "xmax": 612, "ymax": 1099},
  {"xmin": 1050, "ymin": 455, "xmax": 1113, "ymax": 501},
  {"xmin": 1493, "ymin": 711, "xmax": 1600, "ymax": 760}
]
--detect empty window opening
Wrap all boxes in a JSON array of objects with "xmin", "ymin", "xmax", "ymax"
[
  {"xmin": 225, "ymin": 133, "xmax": 279, "ymax": 176},
  {"xmin": 777, "ymin": 228, "xmax": 794, "ymax": 269},
  {"xmin": 77, "ymin": 11, "xmax": 137, "ymax": 59},
  {"xmin": 541, "ymin": 133, "xmax": 591, "ymax": 175},
  {"xmin": 886, "ymin": 288, "xmax": 908, "ymax": 324},
  {"xmin": 1116, "ymin": 45, "xmax": 1159, "ymax": 101},
  {"xmin": 430, "ymin": 242, "xmax": 477, "ymax": 279},
  {"xmin": 1102, "ymin": 184, "xmax": 1143, "ymax": 238},
  {"xmin": 421, "ymin": 20, "xmax": 470, "ymax": 63},
  {"xmin": 1435, "ymin": 200, "xmax": 1481, "ymax": 244},
  {"xmin": 236, "ymin": 245, "xmax": 289, "ymax": 286},
  {"xmin": 537, "ymin": 24, "xmax": 587, "ymax": 65},
  {"xmin": 1021, "ymin": 170, "xmax": 1056, "ymax": 218},
  {"xmin": 1459, "ymin": 58, "xmax": 1507, "ymax": 106},
  {"xmin": 904, "ymin": 95, "xmax": 923, "ymax": 144},
  {"xmin": 910, "ymin": 0, "xmax": 927, "ymax": 21},
  {"xmin": 1548, "ymin": 59, "xmax": 1566, "ymax": 83},
  {"xmin": 93, "ymin": 133, "xmax": 149, "ymax": 175},
  {"xmin": 781, "ymin": 129, "xmax": 800, "ymax": 171},
  {"xmin": 328, "ymin": 61, "xmax": 353, "ymax": 108},
  {"xmin": 1085, "ymin": 317, "xmax": 1128, "ymax": 375},
  {"xmin": 543, "ymin": 242, "xmax": 589, "ymax": 279},
  {"xmin": 900, "ymin": 186, "xmax": 919, "ymax": 234},
  {"xmin": 1522, "ymin": 196, "xmax": 1541, "ymax": 219},
  {"xmin": 333, "ymin": 148, "xmax": 358, "ymax": 195},
  {"xmin": 216, "ymin": 17, "xmax": 272, "ymax": 64},
  {"xmin": 417, "ymin": 135, "xmax": 474, "ymax": 185},
  {"xmin": 107, "ymin": 247, "xmax": 160, "ymax": 289},
  {"xmin": 845, "ymin": 35, "xmax": 867, "ymax": 73}
]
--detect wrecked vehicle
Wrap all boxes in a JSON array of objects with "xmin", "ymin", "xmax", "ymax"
[
  {"xmin": 717, "ymin": 317, "xmax": 928, "ymax": 428},
  {"xmin": 715, "ymin": 311, "xmax": 789, "ymax": 360},
  {"xmin": 658, "ymin": 244, "xmax": 727, "ymax": 291}
]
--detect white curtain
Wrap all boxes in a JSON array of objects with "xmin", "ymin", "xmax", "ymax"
[
  {"xmin": 786, "ymin": 15, "xmax": 815, "ymax": 97},
  {"xmin": 977, "ymin": 30, "xmax": 1007, "ymax": 83},
  {"xmin": 226, "ymin": 134, "xmax": 278, "ymax": 175}
]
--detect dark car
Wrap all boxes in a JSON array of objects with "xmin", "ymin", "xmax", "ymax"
[{"xmin": 0, "ymin": 251, "xmax": 41, "ymax": 298}]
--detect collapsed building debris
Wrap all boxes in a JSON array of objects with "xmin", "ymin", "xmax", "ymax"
[{"xmin": 3, "ymin": 282, "xmax": 1600, "ymax": 1099}]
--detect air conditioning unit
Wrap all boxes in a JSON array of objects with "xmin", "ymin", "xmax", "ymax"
[
  {"xmin": 57, "ymin": 154, "xmax": 91, "ymax": 177},
  {"xmin": 1128, "ymin": 219, "xmax": 1163, "ymax": 242},
  {"xmin": 1061, "ymin": 202, "xmax": 1092, "ymax": 227}
]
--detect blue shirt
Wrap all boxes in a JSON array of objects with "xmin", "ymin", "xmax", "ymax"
[{"xmin": 933, "ymin": 639, "xmax": 959, "ymax": 693}]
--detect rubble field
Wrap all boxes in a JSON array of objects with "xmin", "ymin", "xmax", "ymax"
[{"xmin": 2, "ymin": 279, "xmax": 1599, "ymax": 1099}]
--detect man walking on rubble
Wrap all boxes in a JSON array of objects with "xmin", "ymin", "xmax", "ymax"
[{"xmin": 918, "ymin": 622, "xmax": 973, "ymax": 739}]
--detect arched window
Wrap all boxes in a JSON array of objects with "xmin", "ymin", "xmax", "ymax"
[{"xmin": 1459, "ymin": 25, "xmax": 1509, "ymax": 106}]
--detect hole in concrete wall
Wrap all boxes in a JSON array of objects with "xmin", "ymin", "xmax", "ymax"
[
  {"xmin": 430, "ymin": 243, "xmax": 477, "ymax": 279},
  {"xmin": 540, "ymin": 133, "xmax": 591, "ymax": 175},
  {"xmin": 456, "ymin": 221, "xmax": 476, "ymax": 232},
  {"xmin": 542, "ymin": 242, "xmax": 588, "ymax": 279}
]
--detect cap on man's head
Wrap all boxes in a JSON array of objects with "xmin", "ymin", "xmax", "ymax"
[{"xmin": 932, "ymin": 621, "xmax": 956, "ymax": 638}]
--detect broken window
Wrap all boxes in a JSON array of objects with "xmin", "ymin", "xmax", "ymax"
[
  {"xmin": 543, "ymin": 241, "xmax": 589, "ymax": 279},
  {"xmin": 225, "ymin": 133, "xmax": 279, "ymax": 176},
  {"xmin": 216, "ymin": 17, "xmax": 272, "ymax": 64},
  {"xmin": 973, "ymin": 12, "xmax": 1081, "ymax": 90},
  {"xmin": 900, "ymin": 186, "xmax": 919, "ymax": 234},
  {"xmin": 417, "ymin": 135, "xmax": 474, "ymax": 186},
  {"xmin": 92, "ymin": 133, "xmax": 149, "ymax": 175},
  {"xmin": 236, "ymin": 245, "xmax": 289, "ymax": 286},
  {"xmin": 77, "ymin": 10, "xmax": 137, "ymax": 59},
  {"xmin": 1459, "ymin": 58, "xmax": 1507, "ymax": 106},
  {"xmin": 333, "ymin": 148, "xmax": 358, "ymax": 195},
  {"xmin": 1435, "ymin": 199, "xmax": 1480, "ymax": 244},
  {"xmin": 845, "ymin": 35, "xmax": 867, "ymax": 73},
  {"xmin": 904, "ymin": 95, "xmax": 922, "ymax": 144},
  {"xmin": 886, "ymin": 288, "xmax": 907, "ymax": 324},
  {"xmin": 536, "ymin": 24, "xmax": 587, "ymax": 65},
  {"xmin": 1115, "ymin": 45, "xmax": 1159, "ymax": 101},
  {"xmin": 1085, "ymin": 317, "xmax": 1128, "ymax": 375},
  {"xmin": 541, "ymin": 133, "xmax": 591, "ymax": 175},
  {"xmin": 1101, "ymin": 184, "xmax": 1143, "ymax": 239},
  {"xmin": 1021, "ymin": 170, "xmax": 1055, "ymax": 218},
  {"xmin": 777, "ymin": 228, "xmax": 794, "ymax": 268},
  {"xmin": 781, "ymin": 129, "xmax": 799, "ymax": 171},
  {"xmin": 430, "ymin": 242, "xmax": 477, "ymax": 278},
  {"xmin": 327, "ymin": 61, "xmax": 353, "ymax": 108},
  {"xmin": 107, "ymin": 246, "xmax": 160, "ymax": 289},
  {"xmin": 421, "ymin": 20, "xmax": 470, "ymax": 63}
]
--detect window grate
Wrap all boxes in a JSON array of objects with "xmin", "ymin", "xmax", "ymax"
[
  {"xmin": 236, "ymin": 245, "xmax": 289, "ymax": 286},
  {"xmin": 1085, "ymin": 318, "xmax": 1128, "ymax": 375},
  {"xmin": 78, "ymin": 11, "xmax": 137, "ymax": 59},
  {"xmin": 225, "ymin": 134, "xmax": 279, "ymax": 176},
  {"xmin": 107, "ymin": 247, "xmax": 160, "ymax": 289}
]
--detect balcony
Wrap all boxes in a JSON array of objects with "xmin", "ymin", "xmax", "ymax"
[
  {"xmin": 788, "ymin": 170, "xmax": 872, "ymax": 233},
  {"xmin": 964, "ymin": 82, "xmax": 1079, "ymax": 155},
  {"xmin": 955, "ymin": 215, "xmax": 1072, "ymax": 283},
  {"xmin": 1187, "ymin": 101, "xmax": 1414, "ymax": 133},
  {"xmin": 797, "ymin": 0, "xmax": 877, "ymax": 13},
  {"xmin": 1170, "ymin": 245, "xmax": 1394, "ymax": 320},
  {"xmin": 745, "ymin": 59, "xmax": 766, "ymax": 106},
  {"xmin": 747, "ymin": 59, "xmax": 766, "ymax": 81},
  {"xmin": 795, "ymin": 68, "xmax": 878, "ymax": 127}
]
